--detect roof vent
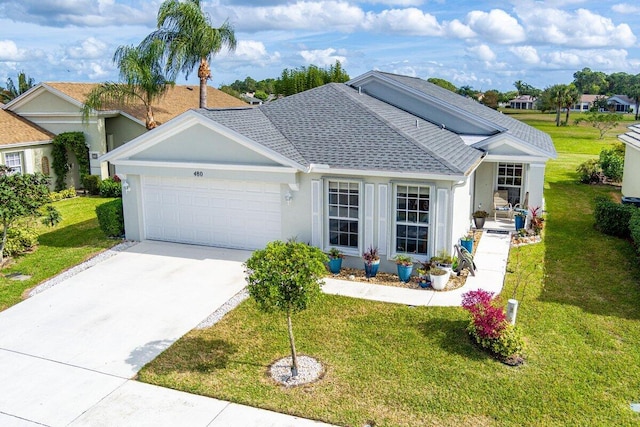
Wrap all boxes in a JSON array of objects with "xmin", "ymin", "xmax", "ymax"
[
  {"xmin": 358, "ymin": 86, "xmax": 362, "ymax": 94},
  {"xmin": 416, "ymin": 119, "xmax": 419, "ymax": 128},
  {"xmin": 441, "ymin": 123, "xmax": 446, "ymax": 130}
]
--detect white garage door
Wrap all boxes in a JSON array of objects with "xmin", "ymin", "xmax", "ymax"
[{"xmin": 142, "ymin": 176, "xmax": 282, "ymax": 250}]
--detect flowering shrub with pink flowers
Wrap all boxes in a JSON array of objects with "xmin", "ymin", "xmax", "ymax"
[{"xmin": 461, "ymin": 289, "xmax": 524, "ymax": 363}]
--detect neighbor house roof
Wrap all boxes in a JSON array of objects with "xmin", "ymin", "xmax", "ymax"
[
  {"xmin": 608, "ymin": 95, "xmax": 636, "ymax": 105},
  {"xmin": 44, "ymin": 82, "xmax": 247, "ymax": 125},
  {"xmin": 371, "ymin": 72, "xmax": 556, "ymax": 158},
  {"xmin": 197, "ymin": 83, "xmax": 484, "ymax": 177},
  {"xmin": 0, "ymin": 108, "xmax": 54, "ymax": 146}
]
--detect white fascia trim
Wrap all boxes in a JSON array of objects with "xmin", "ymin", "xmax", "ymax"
[
  {"xmin": 109, "ymin": 159, "xmax": 299, "ymax": 174},
  {"xmin": 349, "ymin": 72, "xmax": 507, "ymax": 134},
  {"xmin": 474, "ymin": 133, "xmax": 556, "ymax": 159},
  {"xmin": 16, "ymin": 112, "xmax": 83, "ymax": 118},
  {"xmin": 483, "ymin": 154, "xmax": 549, "ymax": 163},
  {"xmin": 0, "ymin": 140, "xmax": 52, "ymax": 149},
  {"xmin": 307, "ymin": 165, "xmax": 466, "ymax": 181},
  {"xmin": 620, "ymin": 135, "xmax": 640, "ymax": 151},
  {"xmin": 3, "ymin": 84, "xmax": 47, "ymax": 109}
]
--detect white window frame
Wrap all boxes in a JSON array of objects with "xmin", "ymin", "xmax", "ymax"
[
  {"xmin": 392, "ymin": 183, "xmax": 434, "ymax": 260},
  {"xmin": 496, "ymin": 162, "xmax": 524, "ymax": 206},
  {"xmin": 4, "ymin": 152, "xmax": 23, "ymax": 174},
  {"xmin": 324, "ymin": 179, "xmax": 362, "ymax": 256}
]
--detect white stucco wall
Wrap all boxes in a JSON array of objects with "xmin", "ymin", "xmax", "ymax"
[{"xmin": 622, "ymin": 145, "xmax": 640, "ymax": 197}]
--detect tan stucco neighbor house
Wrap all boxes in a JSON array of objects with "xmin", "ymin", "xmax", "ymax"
[
  {"xmin": 619, "ymin": 124, "xmax": 640, "ymax": 200},
  {"xmin": 3, "ymin": 83, "xmax": 247, "ymax": 188},
  {"xmin": 102, "ymin": 71, "xmax": 557, "ymax": 271},
  {"xmin": 0, "ymin": 107, "xmax": 55, "ymax": 181}
]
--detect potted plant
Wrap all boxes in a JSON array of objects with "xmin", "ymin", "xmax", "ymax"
[
  {"xmin": 430, "ymin": 267, "xmax": 450, "ymax": 290},
  {"xmin": 515, "ymin": 212, "xmax": 526, "ymax": 231},
  {"xmin": 431, "ymin": 250, "xmax": 453, "ymax": 271},
  {"xmin": 362, "ymin": 246, "xmax": 380, "ymax": 278},
  {"xmin": 460, "ymin": 233, "xmax": 474, "ymax": 253},
  {"xmin": 472, "ymin": 210, "xmax": 488, "ymax": 229},
  {"xmin": 416, "ymin": 260, "xmax": 432, "ymax": 288},
  {"xmin": 327, "ymin": 248, "xmax": 344, "ymax": 274},
  {"xmin": 393, "ymin": 254, "xmax": 414, "ymax": 283},
  {"xmin": 529, "ymin": 206, "xmax": 544, "ymax": 235}
]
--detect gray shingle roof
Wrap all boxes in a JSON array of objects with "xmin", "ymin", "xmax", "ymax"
[
  {"xmin": 197, "ymin": 83, "xmax": 484, "ymax": 176},
  {"xmin": 375, "ymin": 72, "xmax": 557, "ymax": 157}
]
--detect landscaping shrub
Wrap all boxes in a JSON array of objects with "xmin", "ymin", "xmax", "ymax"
[
  {"xmin": 99, "ymin": 178, "xmax": 122, "ymax": 198},
  {"xmin": 576, "ymin": 159, "xmax": 603, "ymax": 184},
  {"xmin": 95, "ymin": 198, "xmax": 124, "ymax": 237},
  {"xmin": 593, "ymin": 196, "xmax": 634, "ymax": 238},
  {"xmin": 599, "ymin": 143, "xmax": 625, "ymax": 182},
  {"xmin": 83, "ymin": 175, "xmax": 101, "ymax": 196},
  {"xmin": 461, "ymin": 289, "xmax": 524, "ymax": 362},
  {"xmin": 49, "ymin": 187, "xmax": 77, "ymax": 202},
  {"xmin": 630, "ymin": 208, "xmax": 640, "ymax": 256},
  {"xmin": 3, "ymin": 227, "xmax": 38, "ymax": 257}
]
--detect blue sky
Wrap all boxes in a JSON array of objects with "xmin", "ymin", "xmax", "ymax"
[{"xmin": 0, "ymin": 0, "xmax": 639, "ymax": 92}]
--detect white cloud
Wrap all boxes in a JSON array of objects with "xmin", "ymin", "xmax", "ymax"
[
  {"xmin": 542, "ymin": 48, "xmax": 631, "ymax": 70},
  {"xmin": 469, "ymin": 44, "xmax": 496, "ymax": 62},
  {"xmin": 218, "ymin": 40, "xmax": 281, "ymax": 67},
  {"xmin": 612, "ymin": 3, "xmax": 640, "ymax": 14},
  {"xmin": 363, "ymin": 7, "xmax": 442, "ymax": 35},
  {"xmin": 0, "ymin": 40, "xmax": 27, "ymax": 61},
  {"xmin": 466, "ymin": 9, "xmax": 526, "ymax": 44},
  {"xmin": 88, "ymin": 62, "xmax": 109, "ymax": 80},
  {"xmin": 509, "ymin": 46, "xmax": 540, "ymax": 64},
  {"xmin": 515, "ymin": 4, "xmax": 637, "ymax": 48},
  {"xmin": 66, "ymin": 37, "xmax": 108, "ymax": 60},
  {"xmin": 365, "ymin": 0, "xmax": 425, "ymax": 5},
  {"xmin": 444, "ymin": 19, "xmax": 476, "ymax": 39},
  {"xmin": 300, "ymin": 48, "xmax": 347, "ymax": 66}
]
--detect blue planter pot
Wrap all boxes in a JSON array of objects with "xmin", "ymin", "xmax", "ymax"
[
  {"xmin": 460, "ymin": 239, "xmax": 473, "ymax": 253},
  {"xmin": 364, "ymin": 261, "xmax": 380, "ymax": 278},
  {"xmin": 397, "ymin": 264, "xmax": 413, "ymax": 283},
  {"xmin": 328, "ymin": 258, "xmax": 342, "ymax": 274},
  {"xmin": 515, "ymin": 215, "xmax": 525, "ymax": 231}
]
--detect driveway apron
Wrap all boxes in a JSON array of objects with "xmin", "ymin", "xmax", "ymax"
[{"xmin": 0, "ymin": 241, "xmax": 251, "ymax": 426}]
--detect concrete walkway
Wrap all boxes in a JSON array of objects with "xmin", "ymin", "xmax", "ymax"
[{"xmin": 323, "ymin": 230, "xmax": 512, "ymax": 306}]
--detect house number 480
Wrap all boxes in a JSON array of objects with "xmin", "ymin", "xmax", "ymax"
[{"xmin": 193, "ymin": 171, "xmax": 204, "ymax": 177}]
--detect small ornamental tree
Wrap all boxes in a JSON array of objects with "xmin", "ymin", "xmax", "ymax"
[
  {"xmin": 244, "ymin": 240, "xmax": 328, "ymax": 377},
  {"xmin": 0, "ymin": 166, "xmax": 51, "ymax": 263}
]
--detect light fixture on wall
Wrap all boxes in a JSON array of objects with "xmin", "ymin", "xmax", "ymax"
[
  {"xmin": 122, "ymin": 180, "xmax": 131, "ymax": 193},
  {"xmin": 284, "ymin": 191, "xmax": 293, "ymax": 205}
]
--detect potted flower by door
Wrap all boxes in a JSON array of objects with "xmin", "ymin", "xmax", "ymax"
[
  {"xmin": 430, "ymin": 267, "xmax": 450, "ymax": 290},
  {"xmin": 473, "ymin": 210, "xmax": 488, "ymax": 229},
  {"xmin": 460, "ymin": 233, "xmax": 474, "ymax": 253},
  {"xmin": 514, "ymin": 212, "xmax": 526, "ymax": 231},
  {"xmin": 362, "ymin": 246, "xmax": 380, "ymax": 278},
  {"xmin": 431, "ymin": 250, "xmax": 454, "ymax": 271},
  {"xmin": 394, "ymin": 254, "xmax": 414, "ymax": 283},
  {"xmin": 416, "ymin": 260, "xmax": 432, "ymax": 288},
  {"xmin": 327, "ymin": 248, "xmax": 344, "ymax": 274}
]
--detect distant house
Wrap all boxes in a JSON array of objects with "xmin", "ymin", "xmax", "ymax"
[
  {"xmin": 571, "ymin": 94, "xmax": 600, "ymax": 111},
  {"xmin": 509, "ymin": 95, "xmax": 536, "ymax": 110},
  {"xmin": 608, "ymin": 95, "xmax": 635, "ymax": 113},
  {"xmin": 241, "ymin": 93, "xmax": 263, "ymax": 105},
  {"xmin": 619, "ymin": 124, "xmax": 640, "ymax": 198},
  {"xmin": 0, "ymin": 108, "xmax": 54, "ymax": 183},
  {"xmin": 3, "ymin": 83, "xmax": 247, "ymax": 188}
]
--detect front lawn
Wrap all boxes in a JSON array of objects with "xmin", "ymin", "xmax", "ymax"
[
  {"xmin": 139, "ymin": 113, "xmax": 640, "ymax": 426},
  {"xmin": 0, "ymin": 196, "xmax": 120, "ymax": 311}
]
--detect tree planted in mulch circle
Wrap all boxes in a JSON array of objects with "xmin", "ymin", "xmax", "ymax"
[{"xmin": 244, "ymin": 240, "xmax": 328, "ymax": 378}]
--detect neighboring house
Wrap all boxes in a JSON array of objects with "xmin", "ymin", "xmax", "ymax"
[
  {"xmin": 619, "ymin": 124, "xmax": 640, "ymax": 198},
  {"xmin": 0, "ymin": 108, "xmax": 55, "ymax": 184},
  {"xmin": 241, "ymin": 93, "xmax": 263, "ymax": 105},
  {"xmin": 3, "ymin": 83, "xmax": 247, "ymax": 187},
  {"xmin": 509, "ymin": 95, "xmax": 536, "ymax": 110},
  {"xmin": 101, "ymin": 71, "xmax": 556, "ymax": 271},
  {"xmin": 571, "ymin": 94, "xmax": 600, "ymax": 111},
  {"xmin": 607, "ymin": 95, "xmax": 635, "ymax": 113}
]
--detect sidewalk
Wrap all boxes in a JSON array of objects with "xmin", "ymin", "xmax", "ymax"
[{"xmin": 322, "ymin": 230, "xmax": 512, "ymax": 306}]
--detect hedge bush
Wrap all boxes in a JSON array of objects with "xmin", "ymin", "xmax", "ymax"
[
  {"xmin": 630, "ymin": 209, "xmax": 640, "ymax": 256},
  {"xmin": 95, "ymin": 198, "xmax": 124, "ymax": 237},
  {"xmin": 99, "ymin": 178, "xmax": 122, "ymax": 198},
  {"xmin": 83, "ymin": 175, "xmax": 101, "ymax": 196},
  {"xmin": 3, "ymin": 227, "xmax": 39, "ymax": 257},
  {"xmin": 593, "ymin": 196, "xmax": 635, "ymax": 238},
  {"xmin": 49, "ymin": 187, "xmax": 77, "ymax": 202}
]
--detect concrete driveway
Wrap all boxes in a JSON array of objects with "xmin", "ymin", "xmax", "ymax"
[{"xmin": 0, "ymin": 241, "xmax": 334, "ymax": 426}]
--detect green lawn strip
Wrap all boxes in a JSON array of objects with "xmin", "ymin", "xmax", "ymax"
[
  {"xmin": 0, "ymin": 196, "xmax": 120, "ymax": 311},
  {"xmin": 139, "ymin": 113, "xmax": 640, "ymax": 426}
]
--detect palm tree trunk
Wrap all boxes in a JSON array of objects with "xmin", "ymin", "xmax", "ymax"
[
  {"xmin": 564, "ymin": 108, "xmax": 570, "ymax": 126},
  {"xmin": 197, "ymin": 57, "xmax": 211, "ymax": 108},
  {"xmin": 287, "ymin": 309, "xmax": 299, "ymax": 377},
  {"xmin": 145, "ymin": 105, "xmax": 157, "ymax": 130},
  {"xmin": 555, "ymin": 108, "xmax": 561, "ymax": 126}
]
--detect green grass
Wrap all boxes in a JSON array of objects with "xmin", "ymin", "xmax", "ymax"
[
  {"xmin": 0, "ymin": 196, "xmax": 120, "ymax": 311},
  {"xmin": 137, "ymin": 112, "xmax": 639, "ymax": 426}
]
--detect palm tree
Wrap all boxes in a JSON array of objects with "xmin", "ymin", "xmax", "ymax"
[
  {"xmin": 547, "ymin": 84, "xmax": 568, "ymax": 127},
  {"xmin": 562, "ymin": 84, "xmax": 581, "ymax": 125},
  {"xmin": 144, "ymin": 0, "xmax": 236, "ymax": 108},
  {"xmin": 83, "ymin": 40, "xmax": 173, "ymax": 130},
  {"xmin": 1, "ymin": 71, "xmax": 36, "ymax": 103}
]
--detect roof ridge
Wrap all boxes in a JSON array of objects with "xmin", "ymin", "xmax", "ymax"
[{"xmin": 335, "ymin": 84, "xmax": 464, "ymax": 174}]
